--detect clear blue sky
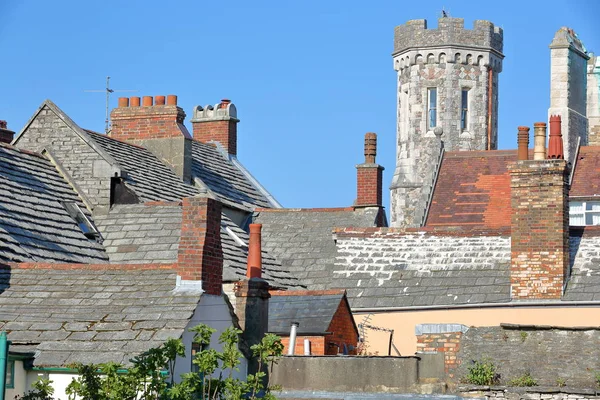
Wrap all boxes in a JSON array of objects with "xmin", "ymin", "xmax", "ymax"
[{"xmin": 1, "ymin": 0, "xmax": 598, "ymax": 213}]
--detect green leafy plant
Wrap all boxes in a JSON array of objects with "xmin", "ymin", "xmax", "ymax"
[
  {"xmin": 508, "ymin": 372, "xmax": 537, "ymax": 387},
  {"xmin": 520, "ymin": 331, "xmax": 528, "ymax": 342},
  {"xmin": 595, "ymin": 371, "xmax": 600, "ymax": 387},
  {"xmin": 465, "ymin": 358, "xmax": 500, "ymax": 386},
  {"xmin": 556, "ymin": 378, "xmax": 566, "ymax": 388},
  {"xmin": 20, "ymin": 324, "xmax": 283, "ymax": 400}
]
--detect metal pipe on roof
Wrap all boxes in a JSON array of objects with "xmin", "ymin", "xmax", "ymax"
[
  {"xmin": 288, "ymin": 322, "xmax": 299, "ymax": 356},
  {"xmin": 304, "ymin": 338, "xmax": 311, "ymax": 355}
]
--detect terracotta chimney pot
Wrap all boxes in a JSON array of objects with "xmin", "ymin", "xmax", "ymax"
[
  {"xmin": 142, "ymin": 96, "xmax": 153, "ymax": 107},
  {"xmin": 130, "ymin": 97, "xmax": 141, "ymax": 107},
  {"xmin": 548, "ymin": 115, "xmax": 564, "ymax": 160},
  {"xmin": 517, "ymin": 126, "xmax": 530, "ymax": 161},
  {"xmin": 247, "ymin": 224, "xmax": 263, "ymax": 279},
  {"xmin": 167, "ymin": 95, "xmax": 178, "ymax": 106},
  {"xmin": 155, "ymin": 95, "xmax": 166, "ymax": 105},
  {"xmin": 118, "ymin": 97, "xmax": 129, "ymax": 108},
  {"xmin": 533, "ymin": 122, "xmax": 547, "ymax": 161}
]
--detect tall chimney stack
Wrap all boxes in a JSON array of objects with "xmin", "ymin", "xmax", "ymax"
[
  {"xmin": 356, "ymin": 133, "xmax": 384, "ymax": 207},
  {"xmin": 110, "ymin": 94, "xmax": 193, "ymax": 182},
  {"xmin": 191, "ymin": 99, "xmax": 240, "ymax": 156}
]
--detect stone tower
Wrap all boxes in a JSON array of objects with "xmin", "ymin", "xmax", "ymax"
[
  {"xmin": 549, "ymin": 27, "xmax": 589, "ymax": 163},
  {"xmin": 587, "ymin": 54, "xmax": 600, "ymax": 146},
  {"xmin": 390, "ymin": 17, "xmax": 504, "ymax": 228}
]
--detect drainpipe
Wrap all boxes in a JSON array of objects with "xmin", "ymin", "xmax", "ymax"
[
  {"xmin": 303, "ymin": 339, "xmax": 311, "ymax": 355},
  {"xmin": 288, "ymin": 322, "xmax": 299, "ymax": 356},
  {"xmin": 487, "ymin": 66, "xmax": 493, "ymax": 150},
  {"xmin": 1, "ymin": 331, "xmax": 9, "ymax": 400}
]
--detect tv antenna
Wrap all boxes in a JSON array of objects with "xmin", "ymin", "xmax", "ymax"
[{"xmin": 85, "ymin": 76, "xmax": 137, "ymax": 133}]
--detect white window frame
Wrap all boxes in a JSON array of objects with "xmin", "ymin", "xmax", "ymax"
[
  {"xmin": 427, "ymin": 88, "xmax": 437, "ymax": 130},
  {"xmin": 569, "ymin": 201, "xmax": 600, "ymax": 226}
]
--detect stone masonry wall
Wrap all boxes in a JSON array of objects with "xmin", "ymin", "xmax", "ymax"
[
  {"xmin": 588, "ymin": 55, "xmax": 600, "ymax": 146},
  {"xmin": 460, "ymin": 387, "xmax": 600, "ymax": 400},
  {"xmin": 456, "ymin": 326, "xmax": 600, "ymax": 388},
  {"xmin": 15, "ymin": 105, "xmax": 113, "ymax": 212}
]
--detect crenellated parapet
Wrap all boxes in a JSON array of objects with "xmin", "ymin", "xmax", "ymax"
[{"xmin": 393, "ymin": 18, "xmax": 503, "ymax": 72}]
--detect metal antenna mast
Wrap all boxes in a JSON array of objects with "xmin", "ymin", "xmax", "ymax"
[{"xmin": 85, "ymin": 77, "xmax": 136, "ymax": 133}]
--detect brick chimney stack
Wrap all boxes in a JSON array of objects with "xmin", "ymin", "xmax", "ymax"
[
  {"xmin": 509, "ymin": 124, "xmax": 569, "ymax": 300},
  {"xmin": 177, "ymin": 195, "xmax": 223, "ymax": 295},
  {"xmin": 0, "ymin": 120, "xmax": 15, "ymax": 144},
  {"xmin": 110, "ymin": 94, "xmax": 193, "ymax": 182},
  {"xmin": 356, "ymin": 133, "xmax": 384, "ymax": 207},
  {"xmin": 191, "ymin": 99, "xmax": 239, "ymax": 156}
]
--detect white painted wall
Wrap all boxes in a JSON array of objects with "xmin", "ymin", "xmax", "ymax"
[{"xmin": 5, "ymin": 359, "xmax": 27, "ymax": 399}]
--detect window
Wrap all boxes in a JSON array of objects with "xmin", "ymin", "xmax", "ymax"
[
  {"xmin": 461, "ymin": 89, "xmax": 469, "ymax": 131},
  {"xmin": 427, "ymin": 88, "xmax": 437, "ymax": 129},
  {"xmin": 62, "ymin": 201, "xmax": 99, "ymax": 239},
  {"xmin": 6, "ymin": 359, "xmax": 14, "ymax": 388},
  {"xmin": 569, "ymin": 201, "xmax": 600, "ymax": 226}
]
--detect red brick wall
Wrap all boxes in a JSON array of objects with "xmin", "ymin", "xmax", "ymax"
[
  {"xmin": 192, "ymin": 120, "xmax": 237, "ymax": 155},
  {"xmin": 110, "ymin": 103, "xmax": 189, "ymax": 141},
  {"xmin": 416, "ymin": 332, "xmax": 463, "ymax": 378},
  {"xmin": 326, "ymin": 299, "xmax": 359, "ymax": 355},
  {"xmin": 509, "ymin": 160, "xmax": 569, "ymax": 299},
  {"xmin": 178, "ymin": 196, "xmax": 223, "ymax": 295},
  {"xmin": 356, "ymin": 165, "xmax": 383, "ymax": 206},
  {"xmin": 281, "ymin": 335, "xmax": 326, "ymax": 355}
]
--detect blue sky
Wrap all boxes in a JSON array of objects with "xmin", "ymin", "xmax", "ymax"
[{"xmin": 1, "ymin": 0, "xmax": 598, "ymax": 214}]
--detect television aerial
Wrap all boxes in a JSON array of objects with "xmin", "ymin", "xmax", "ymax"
[{"xmin": 85, "ymin": 76, "xmax": 137, "ymax": 133}]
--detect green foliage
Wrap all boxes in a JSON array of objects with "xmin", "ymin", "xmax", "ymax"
[
  {"xmin": 556, "ymin": 378, "xmax": 566, "ymax": 387},
  {"xmin": 595, "ymin": 371, "xmax": 600, "ymax": 387},
  {"xmin": 507, "ymin": 372, "xmax": 537, "ymax": 387},
  {"xmin": 520, "ymin": 331, "xmax": 528, "ymax": 342},
  {"xmin": 465, "ymin": 358, "xmax": 500, "ymax": 386},
  {"xmin": 18, "ymin": 324, "xmax": 283, "ymax": 400}
]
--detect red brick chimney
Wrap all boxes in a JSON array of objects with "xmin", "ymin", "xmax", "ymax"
[
  {"xmin": 356, "ymin": 133, "xmax": 384, "ymax": 207},
  {"xmin": 509, "ymin": 124, "xmax": 569, "ymax": 300},
  {"xmin": 177, "ymin": 195, "xmax": 223, "ymax": 295},
  {"xmin": 247, "ymin": 224, "xmax": 262, "ymax": 279},
  {"xmin": 0, "ymin": 121, "xmax": 15, "ymax": 144},
  {"xmin": 110, "ymin": 95, "xmax": 193, "ymax": 182},
  {"xmin": 190, "ymin": 99, "xmax": 239, "ymax": 155}
]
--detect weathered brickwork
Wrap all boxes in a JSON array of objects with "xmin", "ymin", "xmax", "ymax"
[
  {"xmin": 416, "ymin": 332, "xmax": 463, "ymax": 378},
  {"xmin": 549, "ymin": 28, "xmax": 590, "ymax": 163},
  {"xmin": 356, "ymin": 166, "xmax": 383, "ymax": 206},
  {"xmin": 325, "ymin": 299, "xmax": 359, "ymax": 355},
  {"xmin": 460, "ymin": 388, "xmax": 600, "ymax": 400},
  {"xmin": 456, "ymin": 326, "xmax": 600, "ymax": 388},
  {"xmin": 178, "ymin": 196, "xmax": 223, "ymax": 295},
  {"xmin": 390, "ymin": 17, "xmax": 504, "ymax": 228},
  {"xmin": 14, "ymin": 104, "xmax": 114, "ymax": 212},
  {"xmin": 191, "ymin": 100, "xmax": 239, "ymax": 156},
  {"xmin": 509, "ymin": 160, "xmax": 569, "ymax": 299},
  {"xmin": 281, "ymin": 336, "xmax": 326, "ymax": 355}
]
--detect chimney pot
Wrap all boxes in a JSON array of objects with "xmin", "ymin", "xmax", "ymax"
[
  {"xmin": 0, "ymin": 120, "xmax": 6, "ymax": 129},
  {"xmin": 517, "ymin": 126, "xmax": 530, "ymax": 161},
  {"xmin": 364, "ymin": 132, "xmax": 377, "ymax": 164},
  {"xmin": 167, "ymin": 94, "xmax": 178, "ymax": 106},
  {"xmin": 548, "ymin": 115, "xmax": 564, "ymax": 159},
  {"xmin": 155, "ymin": 95, "xmax": 166, "ymax": 105},
  {"xmin": 247, "ymin": 223, "xmax": 263, "ymax": 279},
  {"xmin": 533, "ymin": 122, "xmax": 547, "ymax": 160},
  {"xmin": 0, "ymin": 120, "xmax": 14, "ymax": 144},
  {"xmin": 142, "ymin": 96, "xmax": 153, "ymax": 107},
  {"xmin": 130, "ymin": 97, "xmax": 141, "ymax": 107},
  {"xmin": 118, "ymin": 97, "xmax": 129, "ymax": 108}
]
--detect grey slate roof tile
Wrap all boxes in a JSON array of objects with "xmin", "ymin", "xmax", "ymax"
[
  {"xmin": 268, "ymin": 293, "xmax": 345, "ymax": 334},
  {"xmin": 1, "ymin": 267, "xmax": 202, "ymax": 367},
  {"xmin": 0, "ymin": 144, "xmax": 108, "ymax": 264}
]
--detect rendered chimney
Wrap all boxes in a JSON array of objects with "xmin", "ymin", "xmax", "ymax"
[
  {"xmin": 177, "ymin": 195, "xmax": 223, "ymax": 295},
  {"xmin": 509, "ymin": 133, "xmax": 569, "ymax": 299},
  {"xmin": 110, "ymin": 95, "xmax": 193, "ymax": 182},
  {"xmin": 517, "ymin": 126, "xmax": 530, "ymax": 161},
  {"xmin": 533, "ymin": 122, "xmax": 547, "ymax": 160},
  {"xmin": 548, "ymin": 115, "xmax": 565, "ymax": 159},
  {"xmin": 356, "ymin": 133, "xmax": 384, "ymax": 207},
  {"xmin": 0, "ymin": 120, "xmax": 15, "ymax": 144},
  {"xmin": 190, "ymin": 99, "xmax": 240, "ymax": 155},
  {"xmin": 247, "ymin": 224, "xmax": 263, "ymax": 279}
]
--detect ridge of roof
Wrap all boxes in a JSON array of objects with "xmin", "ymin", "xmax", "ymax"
[
  {"xmin": 13, "ymin": 100, "xmax": 123, "ymax": 177},
  {"xmin": 255, "ymin": 207, "xmax": 356, "ymax": 213},
  {"xmin": 270, "ymin": 289, "xmax": 346, "ymax": 297}
]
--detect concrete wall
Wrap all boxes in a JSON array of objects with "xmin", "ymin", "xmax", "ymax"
[
  {"xmin": 271, "ymin": 356, "xmax": 420, "ymax": 393},
  {"xmin": 354, "ymin": 306, "xmax": 600, "ymax": 356}
]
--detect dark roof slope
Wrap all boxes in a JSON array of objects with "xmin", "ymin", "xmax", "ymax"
[
  {"xmin": 0, "ymin": 266, "xmax": 201, "ymax": 367},
  {"xmin": 87, "ymin": 131, "xmax": 274, "ymax": 210},
  {"xmin": 269, "ymin": 290, "xmax": 346, "ymax": 334},
  {"xmin": 0, "ymin": 144, "xmax": 108, "ymax": 264},
  {"xmin": 570, "ymin": 147, "xmax": 600, "ymax": 197},
  {"xmin": 254, "ymin": 207, "xmax": 381, "ymax": 290},
  {"xmin": 95, "ymin": 203, "xmax": 302, "ymax": 289}
]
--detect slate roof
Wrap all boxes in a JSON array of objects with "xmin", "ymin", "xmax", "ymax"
[
  {"xmin": 254, "ymin": 207, "xmax": 382, "ymax": 289},
  {"xmin": 87, "ymin": 130, "xmax": 273, "ymax": 210},
  {"xmin": 0, "ymin": 144, "xmax": 108, "ymax": 264},
  {"xmin": 95, "ymin": 203, "xmax": 301, "ymax": 289},
  {"xmin": 426, "ymin": 148, "xmax": 600, "ymax": 230},
  {"xmin": 268, "ymin": 291, "xmax": 346, "ymax": 334},
  {"xmin": 0, "ymin": 266, "xmax": 202, "ymax": 367}
]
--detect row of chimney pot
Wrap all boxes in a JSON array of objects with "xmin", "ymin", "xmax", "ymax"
[
  {"xmin": 516, "ymin": 115, "xmax": 564, "ymax": 161},
  {"xmin": 117, "ymin": 95, "xmax": 178, "ymax": 108}
]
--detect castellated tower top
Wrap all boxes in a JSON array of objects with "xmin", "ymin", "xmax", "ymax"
[{"xmin": 393, "ymin": 17, "xmax": 503, "ymax": 57}]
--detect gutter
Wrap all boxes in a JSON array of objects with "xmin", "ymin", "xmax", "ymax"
[
  {"xmin": 1, "ymin": 332, "xmax": 9, "ymax": 400},
  {"xmin": 352, "ymin": 300, "xmax": 600, "ymax": 313}
]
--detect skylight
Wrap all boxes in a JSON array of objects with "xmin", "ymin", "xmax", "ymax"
[{"xmin": 62, "ymin": 201, "xmax": 100, "ymax": 239}]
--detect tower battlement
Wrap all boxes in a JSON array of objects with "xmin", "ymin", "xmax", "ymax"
[{"xmin": 393, "ymin": 17, "xmax": 503, "ymax": 57}]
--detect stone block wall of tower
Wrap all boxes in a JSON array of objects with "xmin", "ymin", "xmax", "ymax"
[
  {"xmin": 588, "ymin": 54, "xmax": 600, "ymax": 146},
  {"xmin": 390, "ymin": 17, "xmax": 504, "ymax": 228}
]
